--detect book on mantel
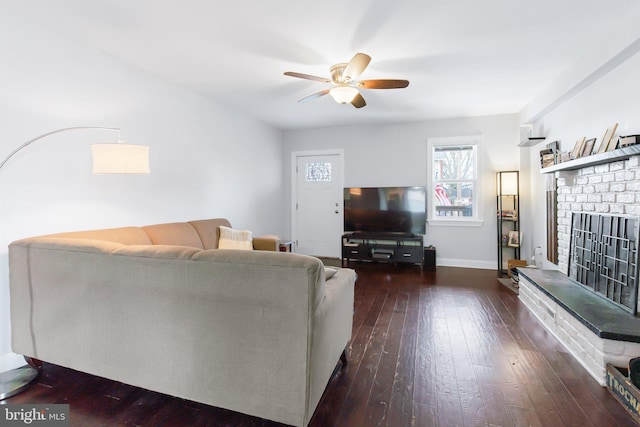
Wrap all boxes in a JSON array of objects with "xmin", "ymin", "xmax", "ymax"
[{"xmin": 619, "ymin": 135, "xmax": 640, "ymax": 147}]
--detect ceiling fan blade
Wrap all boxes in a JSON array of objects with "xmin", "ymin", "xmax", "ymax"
[
  {"xmin": 351, "ymin": 93, "xmax": 366, "ymax": 109},
  {"xmin": 343, "ymin": 53, "xmax": 371, "ymax": 82},
  {"xmin": 357, "ymin": 79, "xmax": 410, "ymax": 89},
  {"xmin": 298, "ymin": 89, "xmax": 330, "ymax": 103},
  {"xmin": 284, "ymin": 72, "xmax": 331, "ymax": 83}
]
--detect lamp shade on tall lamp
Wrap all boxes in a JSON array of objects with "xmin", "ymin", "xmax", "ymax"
[
  {"xmin": 91, "ymin": 143, "xmax": 150, "ymax": 174},
  {"xmin": 498, "ymin": 171, "xmax": 519, "ymax": 195}
]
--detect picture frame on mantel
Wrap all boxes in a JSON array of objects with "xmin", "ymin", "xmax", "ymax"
[
  {"xmin": 598, "ymin": 123, "xmax": 619, "ymax": 153},
  {"xmin": 571, "ymin": 137, "xmax": 586, "ymax": 159},
  {"xmin": 607, "ymin": 135, "xmax": 620, "ymax": 152},
  {"xmin": 597, "ymin": 128, "xmax": 612, "ymax": 154},
  {"xmin": 582, "ymin": 138, "xmax": 596, "ymax": 157},
  {"xmin": 592, "ymin": 136, "xmax": 604, "ymax": 155}
]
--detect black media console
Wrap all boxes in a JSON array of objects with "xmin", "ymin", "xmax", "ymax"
[{"xmin": 341, "ymin": 233, "xmax": 424, "ymax": 267}]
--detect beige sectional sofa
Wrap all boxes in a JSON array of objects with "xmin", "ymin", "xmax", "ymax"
[{"xmin": 8, "ymin": 218, "xmax": 356, "ymax": 427}]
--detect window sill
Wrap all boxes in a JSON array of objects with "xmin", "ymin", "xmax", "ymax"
[{"xmin": 427, "ymin": 218, "xmax": 484, "ymax": 227}]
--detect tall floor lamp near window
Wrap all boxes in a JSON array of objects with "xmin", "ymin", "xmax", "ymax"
[
  {"xmin": 497, "ymin": 171, "xmax": 520, "ymax": 277},
  {"xmin": 0, "ymin": 126, "xmax": 150, "ymax": 400}
]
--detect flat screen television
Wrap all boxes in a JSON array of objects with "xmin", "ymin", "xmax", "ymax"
[{"xmin": 344, "ymin": 186, "xmax": 426, "ymax": 235}]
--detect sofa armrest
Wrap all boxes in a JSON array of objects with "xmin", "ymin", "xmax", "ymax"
[{"xmin": 252, "ymin": 236, "xmax": 280, "ymax": 251}]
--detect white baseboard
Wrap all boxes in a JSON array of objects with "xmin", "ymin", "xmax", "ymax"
[{"xmin": 436, "ymin": 258, "xmax": 496, "ymax": 270}]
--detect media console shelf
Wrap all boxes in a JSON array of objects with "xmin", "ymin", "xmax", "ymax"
[{"xmin": 342, "ymin": 233, "xmax": 424, "ymax": 267}]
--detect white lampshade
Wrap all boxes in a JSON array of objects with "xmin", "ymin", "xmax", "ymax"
[
  {"xmin": 499, "ymin": 171, "xmax": 518, "ymax": 195},
  {"xmin": 329, "ymin": 86, "xmax": 359, "ymax": 104},
  {"xmin": 91, "ymin": 143, "xmax": 150, "ymax": 174}
]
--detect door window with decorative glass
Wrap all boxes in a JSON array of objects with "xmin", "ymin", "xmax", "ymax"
[
  {"xmin": 305, "ymin": 162, "xmax": 332, "ymax": 182},
  {"xmin": 431, "ymin": 144, "xmax": 477, "ymax": 219}
]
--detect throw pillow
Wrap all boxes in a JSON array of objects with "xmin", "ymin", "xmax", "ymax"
[{"xmin": 218, "ymin": 225, "xmax": 253, "ymax": 250}]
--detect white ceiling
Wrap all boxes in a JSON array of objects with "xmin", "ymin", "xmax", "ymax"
[{"xmin": 5, "ymin": 0, "xmax": 640, "ymax": 130}]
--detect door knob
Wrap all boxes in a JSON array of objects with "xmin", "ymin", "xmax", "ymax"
[{"xmin": 335, "ymin": 210, "xmax": 339, "ymax": 214}]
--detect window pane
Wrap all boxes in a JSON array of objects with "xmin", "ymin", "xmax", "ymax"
[
  {"xmin": 305, "ymin": 162, "xmax": 332, "ymax": 182},
  {"xmin": 433, "ymin": 146, "xmax": 474, "ymax": 180},
  {"xmin": 434, "ymin": 182, "xmax": 474, "ymax": 217}
]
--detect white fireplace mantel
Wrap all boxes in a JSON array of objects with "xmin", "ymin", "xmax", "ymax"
[{"xmin": 541, "ymin": 145, "xmax": 640, "ymax": 174}]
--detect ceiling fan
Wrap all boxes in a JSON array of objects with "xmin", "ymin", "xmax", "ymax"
[{"xmin": 284, "ymin": 53, "xmax": 409, "ymax": 108}]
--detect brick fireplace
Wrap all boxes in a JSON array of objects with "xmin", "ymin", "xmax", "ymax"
[
  {"xmin": 558, "ymin": 156, "xmax": 640, "ymax": 312},
  {"xmin": 557, "ymin": 156, "xmax": 640, "ymax": 274},
  {"xmin": 518, "ymin": 154, "xmax": 640, "ymax": 386}
]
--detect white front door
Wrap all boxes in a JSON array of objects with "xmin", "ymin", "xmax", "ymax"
[{"xmin": 294, "ymin": 152, "xmax": 343, "ymax": 258}]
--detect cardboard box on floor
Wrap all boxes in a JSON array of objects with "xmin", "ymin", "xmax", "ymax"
[{"xmin": 507, "ymin": 259, "xmax": 527, "ymax": 277}]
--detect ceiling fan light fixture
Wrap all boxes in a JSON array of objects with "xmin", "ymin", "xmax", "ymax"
[
  {"xmin": 329, "ymin": 86, "xmax": 359, "ymax": 104},
  {"xmin": 284, "ymin": 53, "xmax": 409, "ymax": 109}
]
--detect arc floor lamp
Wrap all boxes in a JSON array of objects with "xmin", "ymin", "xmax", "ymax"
[
  {"xmin": 0, "ymin": 126, "xmax": 150, "ymax": 174},
  {"xmin": 0, "ymin": 126, "xmax": 150, "ymax": 400}
]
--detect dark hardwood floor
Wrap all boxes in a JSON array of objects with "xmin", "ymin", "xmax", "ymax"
[{"xmin": 3, "ymin": 264, "xmax": 637, "ymax": 426}]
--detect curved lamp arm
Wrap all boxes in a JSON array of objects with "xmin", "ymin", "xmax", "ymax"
[
  {"xmin": 0, "ymin": 125, "xmax": 123, "ymax": 401},
  {"xmin": 0, "ymin": 126, "xmax": 120, "ymax": 172}
]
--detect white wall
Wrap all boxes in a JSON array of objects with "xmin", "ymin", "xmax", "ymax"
[
  {"xmin": 0, "ymin": 13, "xmax": 284, "ymax": 371},
  {"xmin": 520, "ymin": 39, "xmax": 640, "ymax": 269},
  {"xmin": 283, "ymin": 114, "xmax": 519, "ymax": 268}
]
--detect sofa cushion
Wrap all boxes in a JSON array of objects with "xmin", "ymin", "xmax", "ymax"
[
  {"xmin": 218, "ymin": 226, "xmax": 253, "ymax": 250},
  {"xmin": 142, "ymin": 222, "xmax": 204, "ymax": 249},
  {"xmin": 189, "ymin": 218, "xmax": 232, "ymax": 249},
  {"xmin": 48, "ymin": 227, "xmax": 152, "ymax": 245},
  {"xmin": 112, "ymin": 245, "xmax": 201, "ymax": 259},
  {"xmin": 12, "ymin": 237, "xmax": 125, "ymax": 254}
]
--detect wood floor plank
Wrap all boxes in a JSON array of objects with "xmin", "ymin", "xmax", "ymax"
[
  {"xmin": 436, "ymin": 390, "xmax": 465, "ymax": 426},
  {"xmin": 363, "ymin": 289, "xmax": 409, "ymax": 426},
  {"xmin": 521, "ymin": 381, "xmax": 569, "ymax": 427},
  {"xmin": 4, "ymin": 264, "xmax": 638, "ymax": 427},
  {"xmin": 508, "ymin": 404, "xmax": 545, "ymax": 427},
  {"xmin": 471, "ymin": 370, "xmax": 518, "ymax": 427},
  {"xmin": 414, "ymin": 286, "xmax": 437, "ymax": 403},
  {"xmin": 447, "ymin": 302, "xmax": 489, "ymax": 427},
  {"xmin": 413, "ymin": 400, "xmax": 438, "ymax": 427},
  {"xmin": 387, "ymin": 285, "xmax": 420, "ymax": 427}
]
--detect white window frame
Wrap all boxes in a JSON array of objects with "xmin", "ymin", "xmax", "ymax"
[{"xmin": 427, "ymin": 135, "xmax": 484, "ymax": 227}]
